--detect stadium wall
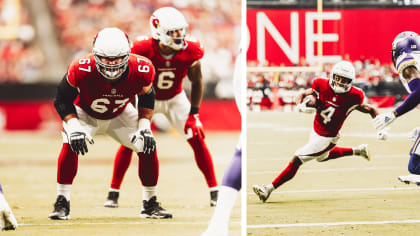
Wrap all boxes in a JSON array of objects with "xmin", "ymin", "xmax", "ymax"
[{"xmin": 247, "ymin": 8, "xmax": 420, "ymax": 65}]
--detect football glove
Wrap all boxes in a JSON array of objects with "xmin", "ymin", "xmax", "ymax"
[
  {"xmin": 373, "ymin": 112, "xmax": 396, "ymax": 131},
  {"xmin": 64, "ymin": 118, "xmax": 94, "ymax": 156},
  {"xmin": 409, "ymin": 127, "xmax": 420, "ymax": 142},
  {"xmin": 296, "ymin": 97, "xmax": 316, "ymax": 114},
  {"xmin": 184, "ymin": 114, "xmax": 205, "ymax": 139},
  {"xmin": 131, "ymin": 128, "xmax": 156, "ymax": 154},
  {"xmin": 376, "ymin": 127, "xmax": 389, "ymax": 141}
]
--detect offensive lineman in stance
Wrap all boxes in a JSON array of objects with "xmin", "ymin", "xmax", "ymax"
[
  {"xmin": 373, "ymin": 31, "xmax": 420, "ymax": 185},
  {"xmin": 49, "ymin": 27, "xmax": 171, "ymax": 220},
  {"xmin": 253, "ymin": 61, "xmax": 379, "ymax": 202},
  {"xmin": 104, "ymin": 7, "xmax": 218, "ymax": 208}
]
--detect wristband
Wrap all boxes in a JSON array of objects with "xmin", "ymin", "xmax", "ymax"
[
  {"xmin": 138, "ymin": 118, "xmax": 151, "ymax": 130},
  {"xmin": 189, "ymin": 107, "xmax": 199, "ymax": 114}
]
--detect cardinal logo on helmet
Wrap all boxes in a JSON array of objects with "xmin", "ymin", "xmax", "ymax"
[{"xmin": 151, "ymin": 16, "xmax": 160, "ymax": 28}]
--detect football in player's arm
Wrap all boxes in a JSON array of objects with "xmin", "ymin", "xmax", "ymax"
[
  {"xmin": 373, "ymin": 31, "xmax": 420, "ymax": 185},
  {"xmin": 49, "ymin": 27, "xmax": 171, "ymax": 220},
  {"xmin": 104, "ymin": 7, "xmax": 219, "ymax": 209},
  {"xmin": 253, "ymin": 61, "xmax": 379, "ymax": 203}
]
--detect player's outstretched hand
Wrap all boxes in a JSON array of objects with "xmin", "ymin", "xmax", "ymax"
[
  {"xmin": 373, "ymin": 112, "xmax": 396, "ymax": 130},
  {"xmin": 64, "ymin": 118, "xmax": 94, "ymax": 156},
  {"xmin": 376, "ymin": 127, "xmax": 389, "ymax": 141},
  {"xmin": 409, "ymin": 127, "xmax": 420, "ymax": 142},
  {"xmin": 184, "ymin": 114, "xmax": 205, "ymax": 139},
  {"xmin": 131, "ymin": 128, "xmax": 156, "ymax": 154}
]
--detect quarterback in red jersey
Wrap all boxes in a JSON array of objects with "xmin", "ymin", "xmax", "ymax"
[
  {"xmin": 49, "ymin": 27, "xmax": 172, "ymax": 220},
  {"xmin": 253, "ymin": 61, "xmax": 380, "ymax": 202},
  {"xmin": 104, "ymin": 7, "xmax": 219, "ymax": 208}
]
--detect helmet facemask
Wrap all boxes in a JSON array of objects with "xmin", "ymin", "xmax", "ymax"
[
  {"xmin": 94, "ymin": 54, "xmax": 129, "ymax": 80},
  {"xmin": 330, "ymin": 74, "xmax": 352, "ymax": 93}
]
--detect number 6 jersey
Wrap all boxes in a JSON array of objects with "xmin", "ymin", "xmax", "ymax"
[
  {"xmin": 130, "ymin": 36, "xmax": 204, "ymax": 100},
  {"xmin": 66, "ymin": 54, "xmax": 155, "ymax": 120},
  {"xmin": 312, "ymin": 78, "xmax": 364, "ymax": 137}
]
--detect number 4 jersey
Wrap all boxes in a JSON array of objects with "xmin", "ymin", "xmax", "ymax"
[
  {"xmin": 67, "ymin": 54, "xmax": 155, "ymax": 120},
  {"xmin": 312, "ymin": 78, "xmax": 364, "ymax": 137},
  {"xmin": 130, "ymin": 36, "xmax": 204, "ymax": 100}
]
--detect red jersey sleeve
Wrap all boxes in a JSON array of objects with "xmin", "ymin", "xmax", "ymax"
[
  {"xmin": 129, "ymin": 54, "xmax": 155, "ymax": 91},
  {"xmin": 66, "ymin": 55, "xmax": 95, "ymax": 88},
  {"xmin": 130, "ymin": 36, "xmax": 154, "ymax": 59},
  {"xmin": 311, "ymin": 78, "xmax": 323, "ymax": 92},
  {"xmin": 66, "ymin": 59, "xmax": 79, "ymax": 88},
  {"xmin": 185, "ymin": 39, "xmax": 204, "ymax": 62}
]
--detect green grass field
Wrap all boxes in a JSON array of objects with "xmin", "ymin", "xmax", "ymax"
[
  {"xmin": 0, "ymin": 130, "xmax": 241, "ymax": 236},
  {"xmin": 247, "ymin": 108, "xmax": 420, "ymax": 235}
]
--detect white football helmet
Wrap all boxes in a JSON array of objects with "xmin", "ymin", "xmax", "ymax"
[
  {"xmin": 329, "ymin": 60, "xmax": 355, "ymax": 93},
  {"xmin": 150, "ymin": 7, "xmax": 188, "ymax": 50},
  {"xmin": 92, "ymin": 27, "xmax": 130, "ymax": 80}
]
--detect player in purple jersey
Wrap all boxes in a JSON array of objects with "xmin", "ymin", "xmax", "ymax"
[
  {"xmin": 0, "ymin": 184, "xmax": 17, "ymax": 230},
  {"xmin": 373, "ymin": 31, "xmax": 420, "ymax": 185},
  {"xmin": 201, "ymin": 53, "xmax": 242, "ymax": 236}
]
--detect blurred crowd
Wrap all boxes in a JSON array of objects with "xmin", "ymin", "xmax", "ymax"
[
  {"xmin": 247, "ymin": 59, "xmax": 403, "ymax": 111},
  {"xmin": 0, "ymin": 0, "xmax": 44, "ymax": 83},
  {"xmin": 1, "ymin": 0, "xmax": 241, "ymax": 93},
  {"xmin": 50, "ymin": 0, "xmax": 241, "ymax": 94}
]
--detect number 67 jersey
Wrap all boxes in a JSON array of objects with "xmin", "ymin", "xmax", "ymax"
[
  {"xmin": 67, "ymin": 54, "xmax": 155, "ymax": 120},
  {"xmin": 312, "ymin": 78, "xmax": 365, "ymax": 137}
]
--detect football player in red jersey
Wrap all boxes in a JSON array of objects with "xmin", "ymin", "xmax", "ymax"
[
  {"xmin": 253, "ymin": 61, "xmax": 380, "ymax": 202},
  {"xmin": 49, "ymin": 27, "xmax": 172, "ymax": 220},
  {"xmin": 104, "ymin": 7, "xmax": 219, "ymax": 208}
]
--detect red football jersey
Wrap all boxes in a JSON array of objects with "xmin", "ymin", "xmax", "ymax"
[
  {"xmin": 67, "ymin": 54, "xmax": 155, "ymax": 120},
  {"xmin": 130, "ymin": 36, "xmax": 204, "ymax": 100},
  {"xmin": 312, "ymin": 78, "xmax": 364, "ymax": 137}
]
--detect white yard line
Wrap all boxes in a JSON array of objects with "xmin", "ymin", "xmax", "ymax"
[
  {"xmin": 247, "ymin": 219, "xmax": 420, "ymax": 228},
  {"xmin": 247, "ymin": 186, "xmax": 419, "ymax": 195},
  {"xmin": 249, "ymin": 166, "xmax": 405, "ymax": 175},
  {"xmin": 21, "ymin": 221, "xmax": 240, "ymax": 227}
]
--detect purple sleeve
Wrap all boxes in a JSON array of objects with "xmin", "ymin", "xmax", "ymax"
[
  {"xmin": 395, "ymin": 79, "xmax": 420, "ymax": 117},
  {"xmin": 221, "ymin": 147, "xmax": 241, "ymax": 190}
]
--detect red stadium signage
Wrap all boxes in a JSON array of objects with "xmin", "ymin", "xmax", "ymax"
[{"xmin": 247, "ymin": 8, "xmax": 420, "ymax": 65}]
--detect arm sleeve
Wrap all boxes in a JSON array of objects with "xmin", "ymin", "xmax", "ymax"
[
  {"xmin": 395, "ymin": 79, "xmax": 420, "ymax": 117},
  {"xmin": 54, "ymin": 73, "xmax": 78, "ymax": 120},
  {"xmin": 137, "ymin": 87, "xmax": 155, "ymax": 110}
]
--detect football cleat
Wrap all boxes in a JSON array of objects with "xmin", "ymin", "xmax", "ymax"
[
  {"xmin": 140, "ymin": 196, "xmax": 172, "ymax": 219},
  {"xmin": 252, "ymin": 184, "xmax": 273, "ymax": 203},
  {"xmin": 48, "ymin": 195, "xmax": 70, "ymax": 220},
  {"xmin": 354, "ymin": 144, "xmax": 370, "ymax": 161},
  {"xmin": 0, "ymin": 194, "xmax": 17, "ymax": 231},
  {"xmin": 104, "ymin": 191, "xmax": 119, "ymax": 208},
  {"xmin": 210, "ymin": 190, "xmax": 218, "ymax": 207},
  {"xmin": 398, "ymin": 174, "xmax": 420, "ymax": 186}
]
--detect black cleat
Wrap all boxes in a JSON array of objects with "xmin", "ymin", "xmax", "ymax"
[
  {"xmin": 139, "ymin": 196, "xmax": 172, "ymax": 219},
  {"xmin": 210, "ymin": 190, "xmax": 218, "ymax": 207},
  {"xmin": 104, "ymin": 191, "xmax": 119, "ymax": 208},
  {"xmin": 48, "ymin": 195, "xmax": 70, "ymax": 220}
]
